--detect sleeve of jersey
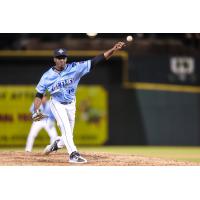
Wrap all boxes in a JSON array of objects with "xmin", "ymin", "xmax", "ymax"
[
  {"xmin": 36, "ymin": 75, "xmax": 47, "ymax": 94},
  {"xmin": 77, "ymin": 60, "xmax": 91, "ymax": 76}
]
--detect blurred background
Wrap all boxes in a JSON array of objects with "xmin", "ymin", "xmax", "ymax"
[{"xmin": 0, "ymin": 33, "xmax": 200, "ymax": 148}]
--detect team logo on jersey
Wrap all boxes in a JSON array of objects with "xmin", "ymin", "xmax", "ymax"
[{"xmin": 51, "ymin": 78, "xmax": 74, "ymax": 92}]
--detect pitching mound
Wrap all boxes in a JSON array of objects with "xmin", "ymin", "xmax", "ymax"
[{"xmin": 0, "ymin": 151, "xmax": 198, "ymax": 166}]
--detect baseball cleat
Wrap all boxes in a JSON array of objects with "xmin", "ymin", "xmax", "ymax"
[
  {"xmin": 43, "ymin": 139, "xmax": 59, "ymax": 155},
  {"xmin": 69, "ymin": 151, "xmax": 87, "ymax": 163}
]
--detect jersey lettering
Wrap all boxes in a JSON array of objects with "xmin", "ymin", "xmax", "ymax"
[{"xmin": 51, "ymin": 78, "xmax": 74, "ymax": 92}]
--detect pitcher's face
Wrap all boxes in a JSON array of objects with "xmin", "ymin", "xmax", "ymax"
[{"xmin": 54, "ymin": 56, "xmax": 67, "ymax": 70}]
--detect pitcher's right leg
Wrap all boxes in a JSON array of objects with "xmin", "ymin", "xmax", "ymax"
[{"xmin": 49, "ymin": 99, "xmax": 77, "ymax": 154}]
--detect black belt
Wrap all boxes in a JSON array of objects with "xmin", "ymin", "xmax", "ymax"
[{"xmin": 60, "ymin": 101, "xmax": 72, "ymax": 105}]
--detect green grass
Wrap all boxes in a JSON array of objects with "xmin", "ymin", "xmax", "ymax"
[{"xmin": 78, "ymin": 146, "xmax": 200, "ymax": 163}]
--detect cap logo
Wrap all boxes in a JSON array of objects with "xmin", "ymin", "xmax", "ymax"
[{"xmin": 58, "ymin": 49, "xmax": 64, "ymax": 54}]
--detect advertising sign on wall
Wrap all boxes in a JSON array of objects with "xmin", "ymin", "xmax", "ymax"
[{"xmin": 0, "ymin": 85, "xmax": 108, "ymax": 147}]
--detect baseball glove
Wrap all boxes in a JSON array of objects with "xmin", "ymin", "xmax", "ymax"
[{"xmin": 32, "ymin": 109, "xmax": 48, "ymax": 121}]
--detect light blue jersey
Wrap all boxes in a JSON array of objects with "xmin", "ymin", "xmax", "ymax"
[
  {"xmin": 36, "ymin": 60, "xmax": 91, "ymax": 103},
  {"xmin": 30, "ymin": 100, "xmax": 55, "ymax": 120}
]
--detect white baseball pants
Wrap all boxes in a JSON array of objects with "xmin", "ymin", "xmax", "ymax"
[
  {"xmin": 25, "ymin": 119, "xmax": 58, "ymax": 152},
  {"xmin": 49, "ymin": 98, "xmax": 77, "ymax": 154}
]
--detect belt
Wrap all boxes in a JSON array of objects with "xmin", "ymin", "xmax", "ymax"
[{"xmin": 60, "ymin": 101, "xmax": 72, "ymax": 105}]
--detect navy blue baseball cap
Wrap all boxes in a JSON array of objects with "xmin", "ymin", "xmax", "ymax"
[{"xmin": 53, "ymin": 48, "xmax": 67, "ymax": 58}]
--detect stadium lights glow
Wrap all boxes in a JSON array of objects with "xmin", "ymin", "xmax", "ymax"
[{"xmin": 86, "ymin": 33, "xmax": 98, "ymax": 37}]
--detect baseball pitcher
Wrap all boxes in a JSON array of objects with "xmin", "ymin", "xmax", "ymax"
[{"xmin": 32, "ymin": 41, "xmax": 125, "ymax": 163}]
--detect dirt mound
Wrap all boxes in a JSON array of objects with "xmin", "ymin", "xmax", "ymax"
[{"xmin": 0, "ymin": 151, "xmax": 198, "ymax": 166}]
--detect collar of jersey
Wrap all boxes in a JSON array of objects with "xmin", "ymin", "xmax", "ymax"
[{"xmin": 52, "ymin": 64, "xmax": 68, "ymax": 73}]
